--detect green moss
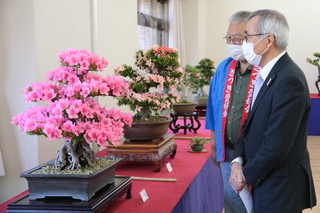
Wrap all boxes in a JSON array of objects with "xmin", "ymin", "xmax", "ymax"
[
  {"xmin": 174, "ymin": 100, "xmax": 196, "ymax": 104},
  {"xmin": 31, "ymin": 158, "xmax": 114, "ymax": 175}
]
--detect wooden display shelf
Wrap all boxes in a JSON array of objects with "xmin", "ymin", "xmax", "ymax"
[{"xmin": 105, "ymin": 134, "xmax": 177, "ymax": 172}]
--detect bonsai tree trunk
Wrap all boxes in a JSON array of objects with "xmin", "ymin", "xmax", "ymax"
[
  {"xmin": 54, "ymin": 139, "xmax": 96, "ymax": 170},
  {"xmin": 133, "ymin": 107, "xmax": 152, "ymax": 120},
  {"xmin": 196, "ymin": 87, "xmax": 207, "ymax": 97}
]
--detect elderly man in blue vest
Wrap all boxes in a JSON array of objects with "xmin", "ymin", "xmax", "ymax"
[{"xmin": 205, "ymin": 11, "xmax": 257, "ymax": 213}]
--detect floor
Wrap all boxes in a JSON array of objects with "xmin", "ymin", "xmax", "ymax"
[
  {"xmin": 303, "ymin": 136, "xmax": 320, "ymax": 213},
  {"xmin": 222, "ymin": 135, "xmax": 320, "ymax": 213}
]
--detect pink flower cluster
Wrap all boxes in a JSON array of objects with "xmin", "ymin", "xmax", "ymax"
[
  {"xmin": 58, "ymin": 48, "xmax": 108, "ymax": 74},
  {"xmin": 151, "ymin": 45, "xmax": 176, "ymax": 55},
  {"xmin": 12, "ymin": 99, "xmax": 132, "ymax": 146},
  {"xmin": 25, "ymin": 73, "xmax": 130, "ymax": 102},
  {"xmin": 114, "ymin": 45, "xmax": 184, "ymax": 118},
  {"xmin": 12, "ymin": 48, "xmax": 132, "ymax": 146},
  {"xmin": 131, "ymin": 90, "xmax": 180, "ymax": 115}
]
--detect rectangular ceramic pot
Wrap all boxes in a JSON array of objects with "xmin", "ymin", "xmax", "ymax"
[{"xmin": 20, "ymin": 157, "xmax": 122, "ymax": 201}]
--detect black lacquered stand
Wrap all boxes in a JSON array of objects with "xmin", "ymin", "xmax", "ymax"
[
  {"xmin": 169, "ymin": 112, "xmax": 201, "ymax": 135},
  {"xmin": 6, "ymin": 176, "xmax": 132, "ymax": 213},
  {"xmin": 315, "ymin": 75, "xmax": 320, "ymax": 96}
]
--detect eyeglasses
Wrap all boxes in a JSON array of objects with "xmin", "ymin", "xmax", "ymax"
[
  {"xmin": 223, "ymin": 36, "xmax": 244, "ymax": 45},
  {"xmin": 244, "ymin": 33, "xmax": 270, "ymax": 42}
]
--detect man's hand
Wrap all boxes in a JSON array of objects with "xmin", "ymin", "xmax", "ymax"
[{"xmin": 229, "ymin": 162, "xmax": 246, "ymax": 193}]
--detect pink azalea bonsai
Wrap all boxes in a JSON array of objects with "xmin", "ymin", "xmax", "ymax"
[
  {"xmin": 11, "ymin": 48, "xmax": 132, "ymax": 170},
  {"xmin": 114, "ymin": 45, "xmax": 184, "ymax": 121}
]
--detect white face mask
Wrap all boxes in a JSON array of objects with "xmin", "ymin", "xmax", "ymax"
[
  {"xmin": 242, "ymin": 37, "xmax": 269, "ymax": 67},
  {"xmin": 227, "ymin": 44, "xmax": 246, "ymax": 61}
]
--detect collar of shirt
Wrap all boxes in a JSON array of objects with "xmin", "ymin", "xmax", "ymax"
[
  {"xmin": 236, "ymin": 61, "xmax": 252, "ymax": 75},
  {"xmin": 259, "ymin": 51, "xmax": 286, "ymax": 81}
]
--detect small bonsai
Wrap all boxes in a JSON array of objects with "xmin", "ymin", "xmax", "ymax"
[{"xmin": 189, "ymin": 137, "xmax": 209, "ymax": 146}]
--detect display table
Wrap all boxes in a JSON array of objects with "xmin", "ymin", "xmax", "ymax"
[
  {"xmin": 169, "ymin": 112, "xmax": 201, "ymax": 135},
  {"xmin": 105, "ymin": 134, "xmax": 177, "ymax": 172},
  {"xmin": 1, "ymin": 139, "xmax": 224, "ymax": 213},
  {"xmin": 308, "ymin": 94, "xmax": 320, "ymax": 135},
  {"xmin": 6, "ymin": 176, "xmax": 132, "ymax": 213}
]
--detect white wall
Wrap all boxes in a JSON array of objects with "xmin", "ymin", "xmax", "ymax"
[
  {"xmin": 0, "ymin": 0, "xmax": 39, "ymax": 203},
  {"xmin": 96, "ymin": 0, "xmax": 137, "ymax": 112},
  {"xmin": 204, "ymin": 0, "xmax": 320, "ymax": 94},
  {"xmin": 0, "ymin": 0, "xmax": 319, "ymax": 204},
  {"xmin": 0, "ymin": 0, "xmax": 137, "ymax": 203}
]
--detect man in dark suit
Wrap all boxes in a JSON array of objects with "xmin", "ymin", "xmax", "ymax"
[{"xmin": 229, "ymin": 9, "xmax": 317, "ymax": 212}]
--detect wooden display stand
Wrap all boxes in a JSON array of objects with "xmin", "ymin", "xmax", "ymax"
[
  {"xmin": 105, "ymin": 134, "xmax": 177, "ymax": 172},
  {"xmin": 169, "ymin": 112, "xmax": 201, "ymax": 135},
  {"xmin": 6, "ymin": 176, "xmax": 132, "ymax": 213}
]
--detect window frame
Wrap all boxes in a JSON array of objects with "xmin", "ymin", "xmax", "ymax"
[{"xmin": 137, "ymin": 0, "xmax": 168, "ymax": 50}]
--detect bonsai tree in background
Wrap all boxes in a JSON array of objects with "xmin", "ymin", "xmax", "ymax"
[
  {"xmin": 306, "ymin": 52, "xmax": 320, "ymax": 67},
  {"xmin": 114, "ymin": 45, "xmax": 184, "ymax": 122},
  {"xmin": 11, "ymin": 48, "xmax": 133, "ymax": 170},
  {"xmin": 183, "ymin": 58, "xmax": 215, "ymax": 97},
  {"xmin": 189, "ymin": 136, "xmax": 209, "ymax": 146}
]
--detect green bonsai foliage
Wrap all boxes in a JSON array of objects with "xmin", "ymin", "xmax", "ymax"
[
  {"xmin": 114, "ymin": 45, "xmax": 184, "ymax": 121},
  {"xmin": 189, "ymin": 137, "xmax": 209, "ymax": 146},
  {"xmin": 306, "ymin": 53, "xmax": 320, "ymax": 66},
  {"xmin": 183, "ymin": 58, "xmax": 215, "ymax": 97}
]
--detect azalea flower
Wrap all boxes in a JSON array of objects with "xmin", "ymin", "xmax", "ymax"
[
  {"xmin": 114, "ymin": 45, "xmax": 184, "ymax": 120},
  {"xmin": 12, "ymin": 48, "xmax": 132, "ymax": 148}
]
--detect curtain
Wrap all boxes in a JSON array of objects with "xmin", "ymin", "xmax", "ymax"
[{"xmin": 168, "ymin": 0, "xmax": 187, "ymax": 100}]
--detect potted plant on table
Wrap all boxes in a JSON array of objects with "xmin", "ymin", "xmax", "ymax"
[
  {"xmin": 11, "ymin": 48, "xmax": 133, "ymax": 201},
  {"xmin": 114, "ymin": 45, "xmax": 184, "ymax": 140},
  {"xmin": 189, "ymin": 137, "xmax": 209, "ymax": 152},
  {"xmin": 172, "ymin": 99, "xmax": 197, "ymax": 114},
  {"xmin": 306, "ymin": 52, "xmax": 320, "ymax": 96},
  {"xmin": 183, "ymin": 58, "xmax": 215, "ymax": 106}
]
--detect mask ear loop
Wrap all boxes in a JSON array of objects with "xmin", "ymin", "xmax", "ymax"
[
  {"xmin": 254, "ymin": 35, "xmax": 269, "ymax": 56},
  {"xmin": 253, "ymin": 35, "xmax": 267, "ymax": 45},
  {"xmin": 259, "ymin": 47, "xmax": 269, "ymax": 56}
]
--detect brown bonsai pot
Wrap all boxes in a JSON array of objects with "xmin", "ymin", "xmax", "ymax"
[
  {"xmin": 123, "ymin": 116, "xmax": 172, "ymax": 140},
  {"xmin": 173, "ymin": 102, "xmax": 197, "ymax": 114}
]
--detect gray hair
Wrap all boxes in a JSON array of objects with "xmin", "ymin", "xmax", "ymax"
[
  {"xmin": 248, "ymin": 9, "xmax": 290, "ymax": 51},
  {"xmin": 228, "ymin": 11, "xmax": 252, "ymax": 24}
]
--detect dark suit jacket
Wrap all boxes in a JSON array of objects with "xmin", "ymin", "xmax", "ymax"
[{"xmin": 233, "ymin": 53, "xmax": 317, "ymax": 212}]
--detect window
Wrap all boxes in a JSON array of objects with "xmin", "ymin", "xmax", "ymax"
[{"xmin": 137, "ymin": 0, "xmax": 168, "ymax": 51}]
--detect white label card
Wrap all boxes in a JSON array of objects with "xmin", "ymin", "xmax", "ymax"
[
  {"xmin": 166, "ymin": 162, "xmax": 173, "ymax": 173},
  {"xmin": 139, "ymin": 189, "xmax": 149, "ymax": 203}
]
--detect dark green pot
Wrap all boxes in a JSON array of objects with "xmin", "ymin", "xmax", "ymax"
[{"xmin": 191, "ymin": 145, "xmax": 204, "ymax": 152}]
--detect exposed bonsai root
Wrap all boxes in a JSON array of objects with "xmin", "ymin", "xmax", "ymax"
[
  {"xmin": 80, "ymin": 140, "xmax": 95, "ymax": 166},
  {"xmin": 54, "ymin": 139, "xmax": 96, "ymax": 170},
  {"xmin": 133, "ymin": 107, "xmax": 152, "ymax": 120}
]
